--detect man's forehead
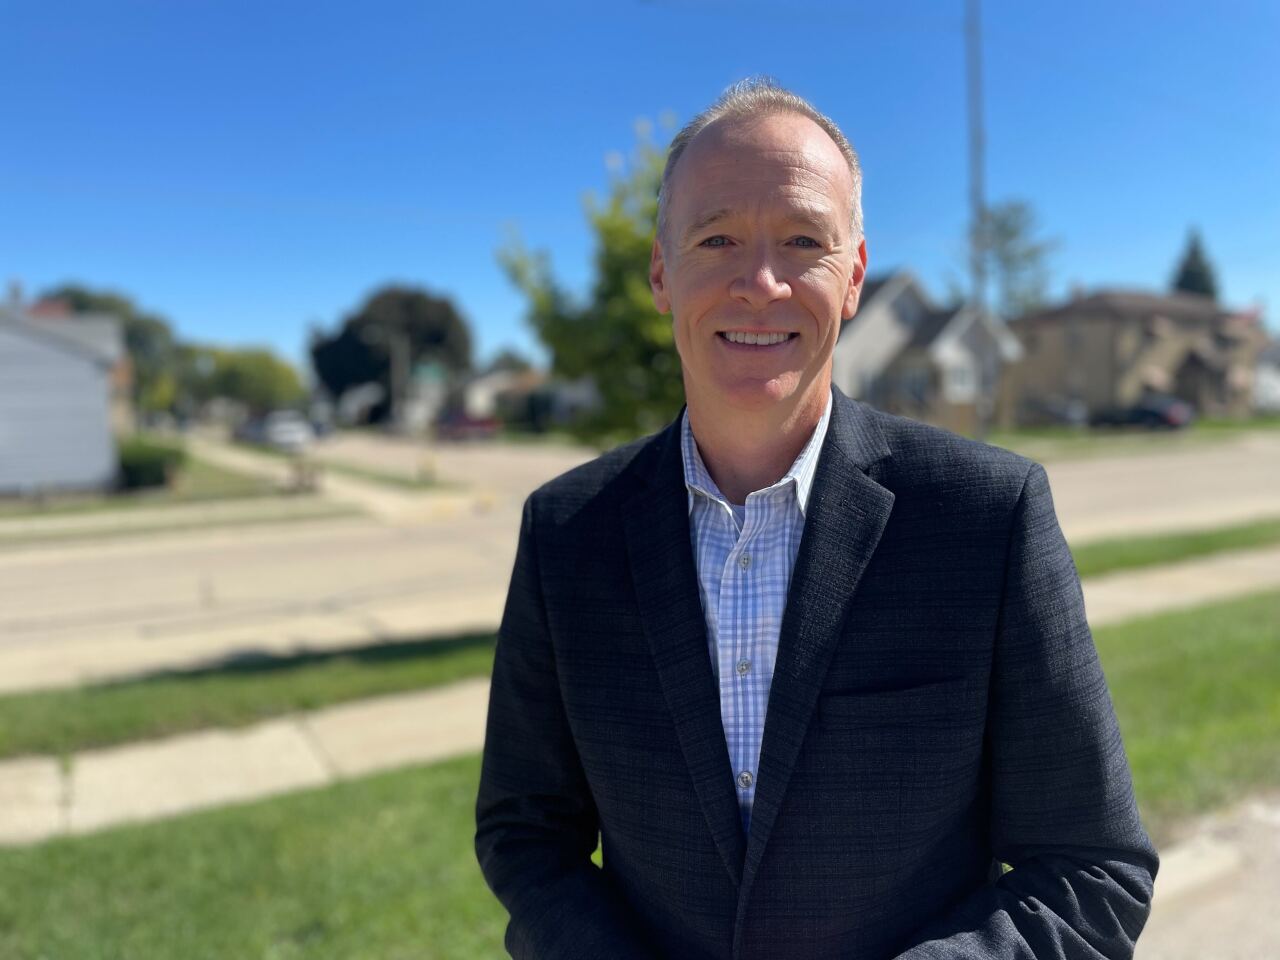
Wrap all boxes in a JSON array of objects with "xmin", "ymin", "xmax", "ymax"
[
  {"xmin": 682, "ymin": 112, "xmax": 846, "ymax": 178},
  {"xmin": 671, "ymin": 112, "xmax": 851, "ymax": 216}
]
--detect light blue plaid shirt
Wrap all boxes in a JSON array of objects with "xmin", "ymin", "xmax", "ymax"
[{"xmin": 680, "ymin": 391, "xmax": 832, "ymax": 833}]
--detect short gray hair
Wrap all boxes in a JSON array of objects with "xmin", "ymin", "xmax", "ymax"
[{"xmin": 657, "ymin": 77, "xmax": 863, "ymax": 243}]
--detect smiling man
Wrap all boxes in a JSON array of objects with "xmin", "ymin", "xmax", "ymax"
[{"xmin": 477, "ymin": 78, "xmax": 1157, "ymax": 959}]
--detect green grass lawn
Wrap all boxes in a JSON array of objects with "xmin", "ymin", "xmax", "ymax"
[
  {"xmin": 1071, "ymin": 516, "xmax": 1280, "ymax": 579},
  {"xmin": 983, "ymin": 422, "xmax": 1271, "ymax": 462},
  {"xmin": 0, "ymin": 592, "xmax": 1276, "ymax": 957},
  {"xmin": 235, "ymin": 442, "xmax": 440, "ymax": 490},
  {"xmin": 0, "ymin": 454, "xmax": 277, "ymax": 520},
  {"xmin": 0, "ymin": 753, "xmax": 506, "ymax": 960},
  {"xmin": 0, "ymin": 633, "xmax": 496, "ymax": 761},
  {"xmin": 1097, "ymin": 589, "xmax": 1280, "ymax": 839}
]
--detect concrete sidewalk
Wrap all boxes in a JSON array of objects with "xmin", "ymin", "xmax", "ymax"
[{"xmin": 0, "ymin": 677, "xmax": 490, "ymax": 845}]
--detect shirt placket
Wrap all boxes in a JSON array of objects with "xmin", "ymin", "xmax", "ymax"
[{"xmin": 722, "ymin": 495, "xmax": 762, "ymax": 821}]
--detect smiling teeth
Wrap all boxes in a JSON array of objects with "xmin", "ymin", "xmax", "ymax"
[{"xmin": 724, "ymin": 331, "xmax": 791, "ymax": 345}]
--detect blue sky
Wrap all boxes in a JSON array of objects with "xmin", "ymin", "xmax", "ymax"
[{"xmin": 4, "ymin": 0, "xmax": 1276, "ymax": 373}]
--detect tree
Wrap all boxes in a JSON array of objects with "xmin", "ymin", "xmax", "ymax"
[
  {"xmin": 40, "ymin": 284, "xmax": 177, "ymax": 414},
  {"xmin": 212, "ymin": 348, "xmax": 306, "ymax": 414},
  {"xmin": 977, "ymin": 200, "xmax": 1057, "ymax": 319},
  {"xmin": 309, "ymin": 286, "xmax": 472, "ymax": 420},
  {"xmin": 500, "ymin": 132, "xmax": 683, "ymax": 441},
  {"xmin": 1171, "ymin": 228, "xmax": 1219, "ymax": 300},
  {"xmin": 487, "ymin": 347, "xmax": 533, "ymax": 374}
]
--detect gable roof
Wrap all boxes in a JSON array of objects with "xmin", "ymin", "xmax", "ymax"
[
  {"xmin": 1017, "ymin": 289, "xmax": 1227, "ymax": 326},
  {"xmin": 0, "ymin": 306, "xmax": 119, "ymax": 369}
]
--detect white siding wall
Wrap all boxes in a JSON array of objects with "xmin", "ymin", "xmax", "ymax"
[
  {"xmin": 833, "ymin": 295, "xmax": 916, "ymax": 398},
  {"xmin": 0, "ymin": 326, "xmax": 117, "ymax": 493}
]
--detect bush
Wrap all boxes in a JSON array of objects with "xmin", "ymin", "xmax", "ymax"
[{"xmin": 117, "ymin": 437, "xmax": 187, "ymax": 490}]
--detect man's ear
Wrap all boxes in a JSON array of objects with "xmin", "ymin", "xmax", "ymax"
[
  {"xmin": 841, "ymin": 237, "xmax": 868, "ymax": 320},
  {"xmin": 650, "ymin": 238, "xmax": 671, "ymax": 315}
]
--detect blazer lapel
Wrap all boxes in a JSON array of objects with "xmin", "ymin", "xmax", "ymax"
[
  {"xmin": 739, "ymin": 392, "xmax": 895, "ymax": 901},
  {"xmin": 623, "ymin": 419, "xmax": 747, "ymax": 888}
]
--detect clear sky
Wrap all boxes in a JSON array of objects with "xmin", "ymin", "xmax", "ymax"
[{"xmin": 5, "ymin": 0, "xmax": 1276, "ymax": 373}]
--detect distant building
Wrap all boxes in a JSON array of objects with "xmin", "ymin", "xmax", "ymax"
[
  {"xmin": 832, "ymin": 271, "xmax": 1023, "ymax": 435},
  {"xmin": 1255, "ymin": 340, "xmax": 1280, "ymax": 413},
  {"xmin": 1006, "ymin": 290, "xmax": 1268, "ymax": 423},
  {"xmin": 0, "ymin": 305, "xmax": 123, "ymax": 494}
]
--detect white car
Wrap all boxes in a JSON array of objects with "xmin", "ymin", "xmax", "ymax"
[{"xmin": 260, "ymin": 411, "xmax": 315, "ymax": 452}]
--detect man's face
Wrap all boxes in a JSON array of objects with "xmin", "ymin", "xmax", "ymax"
[{"xmin": 650, "ymin": 112, "xmax": 866, "ymax": 416}]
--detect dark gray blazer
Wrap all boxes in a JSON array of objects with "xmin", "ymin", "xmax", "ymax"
[{"xmin": 476, "ymin": 389, "xmax": 1157, "ymax": 959}]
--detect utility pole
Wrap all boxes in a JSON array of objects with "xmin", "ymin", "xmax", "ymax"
[
  {"xmin": 966, "ymin": 0, "xmax": 993, "ymax": 438},
  {"xmin": 966, "ymin": 0, "xmax": 986, "ymax": 315}
]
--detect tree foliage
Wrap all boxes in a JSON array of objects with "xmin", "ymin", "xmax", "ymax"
[
  {"xmin": 1171, "ymin": 228, "xmax": 1219, "ymax": 300},
  {"xmin": 309, "ymin": 286, "xmax": 472, "ymax": 412},
  {"xmin": 977, "ymin": 200, "xmax": 1057, "ymax": 318},
  {"xmin": 500, "ymin": 135, "xmax": 683, "ymax": 441}
]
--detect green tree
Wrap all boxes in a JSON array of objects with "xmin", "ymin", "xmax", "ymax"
[
  {"xmin": 486, "ymin": 347, "xmax": 533, "ymax": 374},
  {"xmin": 1171, "ymin": 228, "xmax": 1219, "ymax": 300},
  {"xmin": 500, "ymin": 134, "xmax": 683, "ymax": 441},
  {"xmin": 40, "ymin": 284, "xmax": 177, "ymax": 414},
  {"xmin": 212, "ymin": 348, "xmax": 306, "ymax": 414},
  {"xmin": 309, "ymin": 286, "xmax": 472, "ymax": 420},
  {"xmin": 979, "ymin": 200, "xmax": 1057, "ymax": 318}
]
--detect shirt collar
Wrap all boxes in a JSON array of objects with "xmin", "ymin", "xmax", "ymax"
[{"xmin": 681, "ymin": 388, "xmax": 833, "ymax": 518}]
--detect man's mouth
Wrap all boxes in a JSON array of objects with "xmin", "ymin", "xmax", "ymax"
[{"xmin": 717, "ymin": 331, "xmax": 797, "ymax": 346}]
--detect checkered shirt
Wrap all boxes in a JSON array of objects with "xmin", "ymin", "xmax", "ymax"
[{"xmin": 680, "ymin": 392, "xmax": 832, "ymax": 833}]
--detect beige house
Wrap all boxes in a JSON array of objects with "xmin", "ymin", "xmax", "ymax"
[
  {"xmin": 832, "ymin": 272, "xmax": 1023, "ymax": 435},
  {"xmin": 1006, "ymin": 290, "xmax": 1268, "ymax": 423}
]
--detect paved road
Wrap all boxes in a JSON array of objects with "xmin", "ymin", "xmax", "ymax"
[
  {"xmin": 0, "ymin": 506, "xmax": 520, "ymax": 692},
  {"xmin": 1044, "ymin": 432, "xmax": 1280, "ymax": 542},
  {"xmin": 2, "ymin": 429, "xmax": 1279, "ymax": 692}
]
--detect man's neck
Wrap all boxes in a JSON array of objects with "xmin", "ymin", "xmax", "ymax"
[{"xmin": 686, "ymin": 382, "xmax": 830, "ymax": 505}]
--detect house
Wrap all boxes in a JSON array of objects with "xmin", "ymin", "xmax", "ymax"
[
  {"xmin": 1255, "ymin": 339, "xmax": 1280, "ymax": 413},
  {"xmin": 1006, "ymin": 290, "xmax": 1268, "ymax": 423},
  {"xmin": 0, "ymin": 305, "xmax": 122, "ymax": 494},
  {"xmin": 26, "ymin": 296, "xmax": 134, "ymax": 432},
  {"xmin": 831, "ymin": 271, "xmax": 1023, "ymax": 435}
]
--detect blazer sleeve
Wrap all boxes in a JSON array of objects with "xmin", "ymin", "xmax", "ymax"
[
  {"xmin": 475, "ymin": 495, "xmax": 657, "ymax": 960},
  {"xmin": 893, "ymin": 463, "xmax": 1159, "ymax": 960}
]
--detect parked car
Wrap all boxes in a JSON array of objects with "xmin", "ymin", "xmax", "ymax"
[
  {"xmin": 434, "ymin": 411, "xmax": 500, "ymax": 442},
  {"xmin": 1090, "ymin": 396, "xmax": 1194, "ymax": 430},
  {"xmin": 235, "ymin": 410, "xmax": 316, "ymax": 451}
]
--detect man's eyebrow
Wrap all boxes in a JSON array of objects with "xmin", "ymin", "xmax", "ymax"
[{"xmin": 681, "ymin": 208, "xmax": 733, "ymax": 243}]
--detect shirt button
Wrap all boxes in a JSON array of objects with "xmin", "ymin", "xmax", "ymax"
[
  {"xmin": 739, "ymin": 554, "xmax": 751, "ymax": 570},
  {"xmin": 737, "ymin": 770, "xmax": 754, "ymax": 789},
  {"xmin": 736, "ymin": 658, "xmax": 751, "ymax": 677}
]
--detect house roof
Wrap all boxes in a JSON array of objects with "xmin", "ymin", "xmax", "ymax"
[
  {"xmin": 0, "ymin": 306, "xmax": 121, "ymax": 368},
  {"xmin": 1016, "ymin": 289, "xmax": 1231, "ymax": 326},
  {"xmin": 904, "ymin": 306, "xmax": 962, "ymax": 350}
]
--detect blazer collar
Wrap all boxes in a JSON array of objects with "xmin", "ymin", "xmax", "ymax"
[{"xmin": 623, "ymin": 388, "xmax": 895, "ymax": 897}]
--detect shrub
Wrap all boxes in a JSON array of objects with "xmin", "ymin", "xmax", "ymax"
[{"xmin": 117, "ymin": 437, "xmax": 187, "ymax": 490}]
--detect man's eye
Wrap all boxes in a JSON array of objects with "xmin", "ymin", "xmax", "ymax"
[
  {"xmin": 791, "ymin": 236, "xmax": 821, "ymax": 249},
  {"xmin": 699, "ymin": 236, "xmax": 731, "ymax": 248}
]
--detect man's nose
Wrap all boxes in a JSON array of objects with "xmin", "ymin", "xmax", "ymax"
[{"xmin": 729, "ymin": 245, "xmax": 791, "ymax": 309}]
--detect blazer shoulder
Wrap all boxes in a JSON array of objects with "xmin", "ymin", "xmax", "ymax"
[
  {"xmin": 864, "ymin": 406, "xmax": 1040, "ymax": 504},
  {"xmin": 524, "ymin": 427, "xmax": 665, "ymax": 525}
]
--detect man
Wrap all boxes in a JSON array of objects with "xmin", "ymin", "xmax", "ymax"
[{"xmin": 476, "ymin": 78, "xmax": 1157, "ymax": 959}]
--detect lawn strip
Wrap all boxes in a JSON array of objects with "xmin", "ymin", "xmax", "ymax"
[
  {"xmin": 0, "ymin": 754, "xmax": 505, "ymax": 960},
  {"xmin": 1072, "ymin": 516, "xmax": 1280, "ymax": 579},
  {"xmin": 234, "ymin": 442, "xmax": 439, "ymax": 490},
  {"xmin": 0, "ymin": 455, "xmax": 278, "ymax": 520},
  {"xmin": 0, "ymin": 502, "xmax": 361, "ymax": 551},
  {"xmin": 1094, "ymin": 589, "xmax": 1280, "ymax": 841},
  {"xmin": 0, "ymin": 633, "xmax": 496, "ymax": 761}
]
